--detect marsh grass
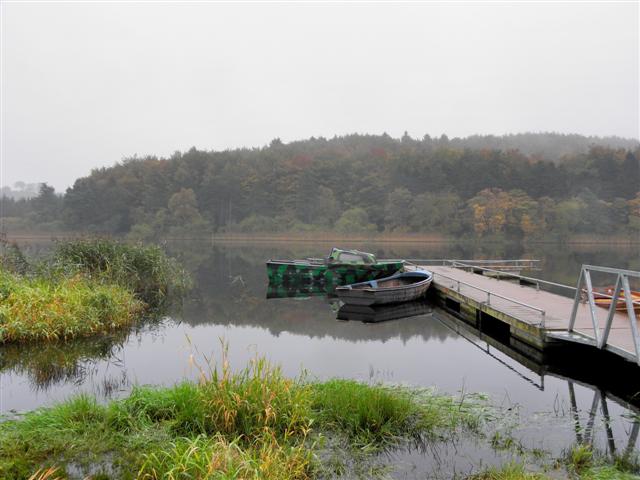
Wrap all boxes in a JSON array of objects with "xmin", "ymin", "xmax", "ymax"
[
  {"xmin": 0, "ymin": 241, "xmax": 29, "ymax": 275},
  {"xmin": 0, "ymin": 350, "xmax": 492, "ymax": 479},
  {"xmin": 0, "ymin": 239, "xmax": 190, "ymax": 345},
  {"xmin": 53, "ymin": 239, "xmax": 191, "ymax": 307},
  {"xmin": 466, "ymin": 463, "xmax": 550, "ymax": 479},
  {"xmin": 137, "ymin": 433, "xmax": 313, "ymax": 480},
  {"xmin": 564, "ymin": 444, "xmax": 640, "ymax": 480},
  {"xmin": 310, "ymin": 380, "xmax": 487, "ymax": 448},
  {"xmin": 0, "ymin": 270, "xmax": 143, "ymax": 343}
]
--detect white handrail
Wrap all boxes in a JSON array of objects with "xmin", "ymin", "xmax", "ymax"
[{"xmin": 432, "ymin": 271, "xmax": 546, "ymax": 326}]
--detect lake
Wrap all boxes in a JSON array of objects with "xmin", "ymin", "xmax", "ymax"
[{"xmin": 1, "ymin": 240, "xmax": 639, "ymax": 477}]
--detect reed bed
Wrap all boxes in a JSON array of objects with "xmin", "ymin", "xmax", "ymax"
[
  {"xmin": 310, "ymin": 380, "xmax": 485, "ymax": 447},
  {"xmin": 0, "ymin": 238, "xmax": 190, "ymax": 345},
  {"xmin": 0, "ymin": 270, "xmax": 143, "ymax": 343},
  {"xmin": 466, "ymin": 463, "xmax": 550, "ymax": 480},
  {"xmin": 0, "ymin": 351, "xmax": 490, "ymax": 480},
  {"xmin": 53, "ymin": 239, "xmax": 191, "ymax": 306}
]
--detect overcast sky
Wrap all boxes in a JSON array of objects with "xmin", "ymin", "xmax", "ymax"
[{"xmin": 1, "ymin": 2, "xmax": 638, "ymax": 191}]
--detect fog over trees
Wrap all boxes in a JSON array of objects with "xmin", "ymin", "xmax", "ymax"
[{"xmin": 2, "ymin": 132, "xmax": 639, "ymax": 240}]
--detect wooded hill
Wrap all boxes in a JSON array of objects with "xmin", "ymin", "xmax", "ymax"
[{"xmin": 3, "ymin": 132, "xmax": 639, "ymax": 239}]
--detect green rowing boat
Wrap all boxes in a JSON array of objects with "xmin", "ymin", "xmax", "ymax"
[{"xmin": 266, "ymin": 248, "xmax": 404, "ymax": 287}]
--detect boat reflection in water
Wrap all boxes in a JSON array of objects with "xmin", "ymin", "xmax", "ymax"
[
  {"xmin": 337, "ymin": 300, "xmax": 433, "ymax": 323},
  {"xmin": 266, "ymin": 282, "xmax": 336, "ymax": 299},
  {"xmin": 266, "ymin": 281, "xmax": 433, "ymax": 324}
]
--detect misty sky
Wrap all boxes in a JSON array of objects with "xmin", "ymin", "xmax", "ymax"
[{"xmin": 1, "ymin": 2, "xmax": 638, "ymax": 191}]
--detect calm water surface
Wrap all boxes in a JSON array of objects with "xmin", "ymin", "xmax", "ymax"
[{"xmin": 1, "ymin": 240, "xmax": 639, "ymax": 477}]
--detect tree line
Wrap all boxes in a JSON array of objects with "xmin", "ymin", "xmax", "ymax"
[{"xmin": 2, "ymin": 133, "xmax": 639, "ymax": 240}]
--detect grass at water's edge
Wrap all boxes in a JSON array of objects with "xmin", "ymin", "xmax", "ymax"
[
  {"xmin": 52, "ymin": 239, "xmax": 191, "ymax": 307},
  {"xmin": 0, "ymin": 270, "xmax": 143, "ymax": 343},
  {"xmin": 0, "ymin": 351, "xmax": 491, "ymax": 480},
  {"xmin": 0, "ymin": 239, "xmax": 191, "ymax": 344},
  {"xmin": 1, "ymin": 349, "xmax": 639, "ymax": 480}
]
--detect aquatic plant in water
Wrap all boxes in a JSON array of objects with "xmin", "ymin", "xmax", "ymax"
[
  {"xmin": 0, "ymin": 269, "xmax": 143, "ymax": 343},
  {"xmin": 0, "ymin": 239, "xmax": 191, "ymax": 345},
  {"xmin": 0, "ymin": 349, "xmax": 492, "ymax": 479},
  {"xmin": 53, "ymin": 238, "xmax": 191, "ymax": 307}
]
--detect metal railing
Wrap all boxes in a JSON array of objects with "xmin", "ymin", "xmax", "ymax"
[
  {"xmin": 431, "ymin": 270, "xmax": 547, "ymax": 326},
  {"xmin": 447, "ymin": 261, "xmax": 575, "ymax": 293},
  {"xmin": 405, "ymin": 258, "xmax": 540, "ymax": 269},
  {"xmin": 568, "ymin": 265, "xmax": 640, "ymax": 364}
]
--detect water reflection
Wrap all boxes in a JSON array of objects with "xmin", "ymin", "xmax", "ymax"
[
  {"xmin": 1, "ymin": 240, "xmax": 639, "ymax": 471},
  {"xmin": 0, "ymin": 333, "xmax": 127, "ymax": 391},
  {"xmin": 337, "ymin": 301, "xmax": 433, "ymax": 323}
]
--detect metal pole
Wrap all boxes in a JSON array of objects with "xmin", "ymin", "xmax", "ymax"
[
  {"xmin": 599, "ymin": 275, "xmax": 622, "ymax": 349},
  {"xmin": 487, "ymin": 292, "xmax": 491, "ymax": 305},
  {"xmin": 584, "ymin": 269, "xmax": 601, "ymax": 345},
  {"xmin": 600, "ymin": 390, "xmax": 616, "ymax": 456},
  {"xmin": 568, "ymin": 381, "xmax": 583, "ymax": 444},
  {"xmin": 625, "ymin": 420, "xmax": 640, "ymax": 459},
  {"xmin": 568, "ymin": 268, "xmax": 585, "ymax": 332},
  {"xmin": 584, "ymin": 391, "xmax": 600, "ymax": 446}
]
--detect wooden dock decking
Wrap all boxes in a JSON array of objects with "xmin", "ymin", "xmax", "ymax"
[{"xmin": 422, "ymin": 265, "xmax": 640, "ymax": 362}]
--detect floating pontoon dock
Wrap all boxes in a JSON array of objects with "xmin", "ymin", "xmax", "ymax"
[{"xmin": 409, "ymin": 261, "xmax": 640, "ymax": 364}]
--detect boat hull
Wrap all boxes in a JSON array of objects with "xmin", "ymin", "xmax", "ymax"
[
  {"xmin": 591, "ymin": 288, "xmax": 640, "ymax": 313},
  {"xmin": 336, "ymin": 271, "xmax": 433, "ymax": 306}
]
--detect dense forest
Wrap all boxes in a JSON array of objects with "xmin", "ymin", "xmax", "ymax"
[{"xmin": 2, "ymin": 132, "xmax": 639, "ymax": 240}]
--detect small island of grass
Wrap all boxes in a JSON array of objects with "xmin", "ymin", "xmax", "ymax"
[
  {"xmin": 0, "ymin": 239, "xmax": 190, "ymax": 344},
  {"xmin": 0, "ymin": 350, "xmax": 488, "ymax": 479},
  {"xmin": 2, "ymin": 349, "xmax": 637, "ymax": 480}
]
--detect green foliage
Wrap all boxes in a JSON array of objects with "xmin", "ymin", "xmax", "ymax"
[
  {"xmin": 467, "ymin": 463, "xmax": 549, "ymax": 479},
  {"xmin": 310, "ymin": 380, "xmax": 487, "ymax": 447},
  {"xmin": 53, "ymin": 239, "xmax": 191, "ymax": 306},
  {"xmin": 137, "ymin": 433, "xmax": 313, "ymax": 480},
  {"xmin": 334, "ymin": 208, "xmax": 377, "ymax": 234},
  {"xmin": 0, "ymin": 269, "xmax": 143, "ymax": 343},
  {"xmin": 5, "ymin": 134, "xmax": 639, "ymax": 238},
  {"xmin": 0, "ymin": 352, "xmax": 491, "ymax": 479},
  {"xmin": 0, "ymin": 239, "xmax": 189, "ymax": 345},
  {"xmin": 0, "ymin": 241, "xmax": 29, "ymax": 274}
]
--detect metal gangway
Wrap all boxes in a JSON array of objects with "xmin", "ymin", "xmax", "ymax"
[{"xmin": 548, "ymin": 265, "xmax": 640, "ymax": 364}]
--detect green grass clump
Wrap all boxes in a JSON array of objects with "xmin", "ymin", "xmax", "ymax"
[
  {"xmin": 580, "ymin": 465, "xmax": 640, "ymax": 480},
  {"xmin": 0, "ymin": 270, "xmax": 143, "ymax": 343},
  {"xmin": 137, "ymin": 433, "xmax": 313, "ymax": 480},
  {"xmin": 0, "ymin": 351, "xmax": 491, "ymax": 479},
  {"xmin": 0, "ymin": 239, "xmax": 190, "ymax": 345},
  {"xmin": 53, "ymin": 238, "xmax": 191, "ymax": 306},
  {"xmin": 311, "ymin": 379, "xmax": 486, "ymax": 447},
  {"xmin": 565, "ymin": 445, "xmax": 640, "ymax": 479},
  {"xmin": 467, "ymin": 463, "xmax": 550, "ymax": 479}
]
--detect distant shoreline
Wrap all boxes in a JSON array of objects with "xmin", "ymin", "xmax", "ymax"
[{"xmin": 3, "ymin": 231, "xmax": 639, "ymax": 246}]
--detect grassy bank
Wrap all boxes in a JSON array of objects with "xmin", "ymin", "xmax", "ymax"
[
  {"xmin": 0, "ymin": 270, "xmax": 143, "ymax": 343},
  {"xmin": 0, "ymin": 239, "xmax": 190, "ymax": 344},
  {"xmin": 0, "ymin": 353, "xmax": 489, "ymax": 479}
]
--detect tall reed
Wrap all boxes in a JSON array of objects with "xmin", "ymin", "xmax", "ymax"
[
  {"xmin": 53, "ymin": 238, "xmax": 191, "ymax": 306},
  {"xmin": 0, "ymin": 269, "xmax": 143, "ymax": 343}
]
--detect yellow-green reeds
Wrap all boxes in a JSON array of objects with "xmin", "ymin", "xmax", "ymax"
[{"xmin": 0, "ymin": 270, "xmax": 143, "ymax": 343}]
